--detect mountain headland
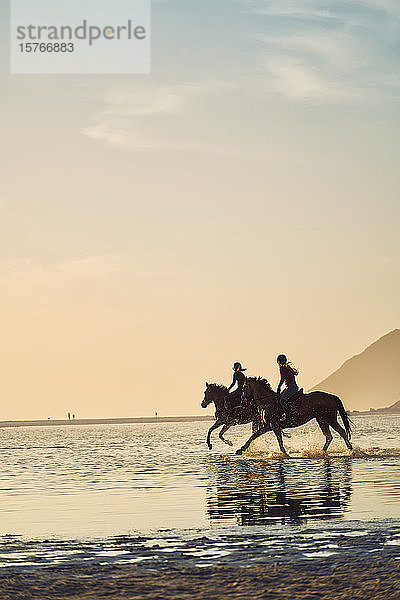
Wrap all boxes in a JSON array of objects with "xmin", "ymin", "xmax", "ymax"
[{"xmin": 310, "ymin": 329, "xmax": 400, "ymax": 412}]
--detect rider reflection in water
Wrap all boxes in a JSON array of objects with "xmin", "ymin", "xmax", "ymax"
[
  {"xmin": 206, "ymin": 457, "xmax": 352, "ymax": 526},
  {"xmin": 225, "ymin": 362, "xmax": 246, "ymax": 414},
  {"xmin": 277, "ymin": 354, "xmax": 299, "ymax": 421}
]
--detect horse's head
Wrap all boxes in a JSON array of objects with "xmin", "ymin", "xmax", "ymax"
[
  {"xmin": 201, "ymin": 382, "xmax": 213, "ymax": 408},
  {"xmin": 201, "ymin": 382, "xmax": 227, "ymax": 409}
]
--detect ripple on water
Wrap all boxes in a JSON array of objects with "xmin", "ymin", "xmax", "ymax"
[
  {"xmin": 1, "ymin": 521, "xmax": 399, "ymax": 569},
  {"xmin": 0, "ymin": 417, "xmax": 398, "ymax": 538}
]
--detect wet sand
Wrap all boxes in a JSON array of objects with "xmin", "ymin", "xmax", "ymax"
[
  {"xmin": 1, "ymin": 557, "xmax": 398, "ymax": 600},
  {"xmin": 1, "ymin": 525, "xmax": 399, "ymax": 600}
]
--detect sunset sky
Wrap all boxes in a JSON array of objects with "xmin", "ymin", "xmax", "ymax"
[{"xmin": 0, "ymin": 0, "xmax": 399, "ymax": 419}]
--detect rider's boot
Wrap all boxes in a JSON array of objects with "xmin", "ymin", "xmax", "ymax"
[{"xmin": 280, "ymin": 402, "xmax": 291, "ymax": 423}]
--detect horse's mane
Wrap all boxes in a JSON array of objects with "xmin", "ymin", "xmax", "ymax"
[
  {"xmin": 207, "ymin": 383, "xmax": 228, "ymax": 392},
  {"xmin": 247, "ymin": 376, "xmax": 272, "ymax": 389}
]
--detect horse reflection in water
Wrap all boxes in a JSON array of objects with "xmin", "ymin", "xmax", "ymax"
[{"xmin": 206, "ymin": 457, "xmax": 352, "ymax": 526}]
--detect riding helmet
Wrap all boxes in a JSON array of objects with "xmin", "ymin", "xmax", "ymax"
[{"xmin": 233, "ymin": 362, "xmax": 246, "ymax": 371}]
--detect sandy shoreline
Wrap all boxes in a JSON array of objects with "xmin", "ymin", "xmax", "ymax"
[
  {"xmin": 1, "ymin": 412, "xmax": 394, "ymax": 428},
  {"xmin": 1, "ymin": 411, "xmax": 398, "ymax": 429},
  {"xmin": 0, "ymin": 416, "xmax": 213, "ymax": 428},
  {"xmin": 1, "ymin": 558, "xmax": 398, "ymax": 600},
  {"xmin": 1, "ymin": 524, "xmax": 399, "ymax": 599}
]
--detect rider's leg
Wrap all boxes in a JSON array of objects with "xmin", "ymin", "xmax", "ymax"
[
  {"xmin": 280, "ymin": 384, "xmax": 298, "ymax": 418},
  {"xmin": 279, "ymin": 389, "xmax": 290, "ymax": 418},
  {"xmin": 225, "ymin": 390, "xmax": 241, "ymax": 413}
]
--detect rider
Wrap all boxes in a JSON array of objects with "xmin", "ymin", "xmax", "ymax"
[
  {"xmin": 225, "ymin": 362, "xmax": 247, "ymax": 414},
  {"xmin": 276, "ymin": 354, "xmax": 299, "ymax": 420}
]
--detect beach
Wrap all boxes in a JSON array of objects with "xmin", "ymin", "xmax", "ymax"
[
  {"xmin": 1, "ymin": 557, "xmax": 399, "ymax": 600},
  {"xmin": 0, "ymin": 417, "xmax": 398, "ymax": 599},
  {"xmin": 1, "ymin": 518, "xmax": 400, "ymax": 599},
  {"xmin": 0, "ymin": 416, "xmax": 213, "ymax": 429}
]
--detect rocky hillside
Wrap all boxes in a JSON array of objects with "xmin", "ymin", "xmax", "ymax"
[{"xmin": 310, "ymin": 329, "xmax": 400, "ymax": 411}]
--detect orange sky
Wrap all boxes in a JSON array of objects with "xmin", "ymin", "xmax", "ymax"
[{"xmin": 0, "ymin": 1, "xmax": 399, "ymax": 419}]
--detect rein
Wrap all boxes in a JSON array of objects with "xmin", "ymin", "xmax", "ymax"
[
  {"xmin": 253, "ymin": 395, "xmax": 275, "ymax": 402},
  {"xmin": 250, "ymin": 391, "xmax": 278, "ymax": 404}
]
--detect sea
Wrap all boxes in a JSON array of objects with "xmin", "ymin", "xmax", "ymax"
[{"xmin": 0, "ymin": 415, "xmax": 399, "ymax": 569}]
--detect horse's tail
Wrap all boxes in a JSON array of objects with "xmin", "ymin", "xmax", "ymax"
[{"xmin": 334, "ymin": 395, "xmax": 352, "ymax": 440}]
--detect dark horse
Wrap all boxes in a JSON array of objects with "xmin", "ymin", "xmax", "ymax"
[
  {"xmin": 236, "ymin": 377, "xmax": 353, "ymax": 457},
  {"xmin": 201, "ymin": 382, "xmax": 261, "ymax": 450}
]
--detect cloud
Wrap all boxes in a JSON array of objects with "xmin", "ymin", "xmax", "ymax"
[
  {"xmin": 246, "ymin": 0, "xmax": 400, "ymax": 104},
  {"xmin": 0, "ymin": 254, "xmax": 132, "ymax": 288},
  {"xmin": 0, "ymin": 253, "xmax": 143, "ymax": 310},
  {"xmin": 82, "ymin": 117, "xmax": 199, "ymax": 151},
  {"xmin": 245, "ymin": 0, "xmax": 400, "ymax": 20},
  {"xmin": 261, "ymin": 56, "xmax": 361, "ymax": 103},
  {"xmin": 81, "ymin": 80, "xmax": 268, "ymax": 155},
  {"xmin": 81, "ymin": 0, "xmax": 400, "ymax": 151},
  {"xmin": 259, "ymin": 30, "xmax": 367, "ymax": 103},
  {"xmin": 81, "ymin": 83, "xmax": 210, "ymax": 151},
  {"xmin": 102, "ymin": 87, "xmax": 183, "ymax": 117}
]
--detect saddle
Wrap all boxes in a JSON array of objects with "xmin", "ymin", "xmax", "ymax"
[{"xmin": 290, "ymin": 388, "xmax": 305, "ymax": 407}]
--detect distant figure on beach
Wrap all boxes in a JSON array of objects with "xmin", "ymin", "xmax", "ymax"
[
  {"xmin": 225, "ymin": 362, "xmax": 247, "ymax": 414},
  {"xmin": 276, "ymin": 354, "xmax": 299, "ymax": 420},
  {"xmin": 72, "ymin": 414, "xmax": 75, "ymax": 419},
  {"xmin": 155, "ymin": 411, "xmax": 158, "ymax": 417},
  {"xmin": 68, "ymin": 412, "xmax": 71, "ymax": 420}
]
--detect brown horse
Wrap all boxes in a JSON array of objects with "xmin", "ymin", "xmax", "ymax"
[
  {"xmin": 236, "ymin": 377, "xmax": 353, "ymax": 456},
  {"xmin": 201, "ymin": 382, "xmax": 261, "ymax": 450}
]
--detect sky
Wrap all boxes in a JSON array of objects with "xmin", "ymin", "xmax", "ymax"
[{"xmin": 0, "ymin": 0, "xmax": 399, "ymax": 419}]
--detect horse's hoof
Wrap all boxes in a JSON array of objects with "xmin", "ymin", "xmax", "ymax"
[
  {"xmin": 236, "ymin": 448, "xmax": 243, "ymax": 455},
  {"xmin": 208, "ymin": 444, "xmax": 212, "ymax": 450},
  {"xmin": 226, "ymin": 440, "xmax": 233, "ymax": 447},
  {"xmin": 282, "ymin": 452, "xmax": 290, "ymax": 458}
]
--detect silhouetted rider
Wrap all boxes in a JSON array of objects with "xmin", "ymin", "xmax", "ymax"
[
  {"xmin": 276, "ymin": 354, "xmax": 299, "ymax": 420},
  {"xmin": 225, "ymin": 362, "xmax": 247, "ymax": 413}
]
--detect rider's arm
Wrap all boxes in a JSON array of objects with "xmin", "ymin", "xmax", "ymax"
[
  {"xmin": 227, "ymin": 373, "xmax": 236, "ymax": 392},
  {"xmin": 277, "ymin": 368, "xmax": 284, "ymax": 394}
]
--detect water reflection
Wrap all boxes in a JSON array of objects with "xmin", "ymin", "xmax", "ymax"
[{"xmin": 206, "ymin": 457, "xmax": 352, "ymax": 526}]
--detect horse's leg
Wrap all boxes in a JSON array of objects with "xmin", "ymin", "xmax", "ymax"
[
  {"xmin": 219, "ymin": 423, "xmax": 233, "ymax": 447},
  {"xmin": 236, "ymin": 425, "xmax": 269, "ymax": 455},
  {"xmin": 317, "ymin": 419, "xmax": 333, "ymax": 453},
  {"xmin": 272, "ymin": 425, "xmax": 289, "ymax": 457},
  {"xmin": 206, "ymin": 420, "xmax": 222, "ymax": 450},
  {"xmin": 330, "ymin": 420, "xmax": 353, "ymax": 451}
]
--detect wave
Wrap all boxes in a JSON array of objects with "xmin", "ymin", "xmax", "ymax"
[
  {"xmin": 242, "ymin": 445, "xmax": 400, "ymax": 459},
  {"xmin": 300, "ymin": 446, "xmax": 400, "ymax": 458}
]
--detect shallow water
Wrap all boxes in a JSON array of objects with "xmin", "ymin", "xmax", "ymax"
[{"xmin": 0, "ymin": 415, "xmax": 399, "ymax": 542}]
